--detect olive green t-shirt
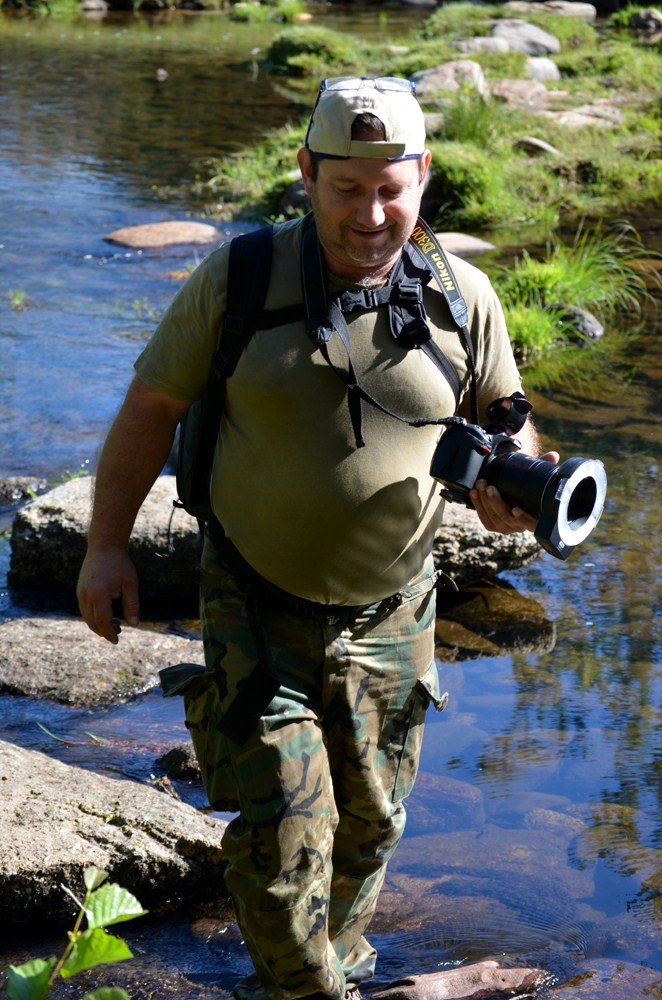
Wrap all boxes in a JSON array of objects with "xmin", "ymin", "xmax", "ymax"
[{"xmin": 135, "ymin": 217, "xmax": 522, "ymax": 605}]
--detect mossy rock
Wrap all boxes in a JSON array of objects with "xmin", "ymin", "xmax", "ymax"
[{"xmin": 266, "ymin": 25, "xmax": 361, "ymax": 77}]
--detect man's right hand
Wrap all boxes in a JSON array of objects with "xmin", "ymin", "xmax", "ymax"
[{"xmin": 77, "ymin": 548, "xmax": 140, "ymax": 644}]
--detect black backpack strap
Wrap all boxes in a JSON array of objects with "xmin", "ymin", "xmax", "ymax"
[
  {"xmin": 217, "ymin": 224, "xmax": 274, "ymax": 377},
  {"xmin": 174, "ymin": 225, "xmax": 273, "ymax": 522},
  {"xmin": 388, "ymin": 251, "xmax": 462, "ymax": 406}
]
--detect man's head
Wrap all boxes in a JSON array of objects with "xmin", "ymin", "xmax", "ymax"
[{"xmin": 297, "ymin": 77, "xmax": 431, "ymax": 283}]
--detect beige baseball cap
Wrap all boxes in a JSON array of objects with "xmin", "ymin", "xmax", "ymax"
[{"xmin": 304, "ymin": 77, "xmax": 426, "ymax": 161}]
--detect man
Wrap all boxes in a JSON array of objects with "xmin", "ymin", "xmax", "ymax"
[{"xmin": 78, "ymin": 77, "xmax": 557, "ymax": 1000}]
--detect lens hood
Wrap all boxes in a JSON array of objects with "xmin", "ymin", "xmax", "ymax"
[{"xmin": 535, "ymin": 457, "xmax": 607, "ymax": 559}]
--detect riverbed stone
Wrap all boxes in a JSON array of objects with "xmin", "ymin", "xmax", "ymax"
[
  {"xmin": 490, "ymin": 18, "xmax": 561, "ymax": 55},
  {"xmin": 525, "ymin": 56, "xmax": 562, "ymax": 82},
  {"xmin": 546, "ymin": 958, "xmax": 662, "ymax": 997},
  {"xmin": 8, "ymin": 475, "xmax": 542, "ymax": 612},
  {"xmin": 368, "ymin": 964, "xmax": 545, "ymax": 1000},
  {"xmin": 540, "ymin": 100, "xmax": 625, "ymax": 129},
  {"xmin": 505, "ymin": 0, "xmax": 597, "ymax": 20},
  {"xmin": 104, "ymin": 220, "xmax": 220, "ymax": 248},
  {"xmin": 492, "ymin": 78, "xmax": 552, "ymax": 108},
  {"xmin": 8, "ymin": 475, "xmax": 202, "ymax": 615},
  {"xmin": 435, "ymin": 576, "xmax": 556, "ymax": 660},
  {"xmin": 513, "ymin": 135, "xmax": 562, "ymax": 157},
  {"xmin": 412, "ymin": 61, "xmax": 489, "ymax": 101},
  {"xmin": 0, "ymin": 615, "xmax": 202, "ymax": 706},
  {"xmin": 0, "ymin": 739, "xmax": 226, "ymax": 928}
]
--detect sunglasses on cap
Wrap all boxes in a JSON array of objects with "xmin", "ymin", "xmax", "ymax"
[{"xmin": 318, "ymin": 76, "xmax": 416, "ymax": 95}]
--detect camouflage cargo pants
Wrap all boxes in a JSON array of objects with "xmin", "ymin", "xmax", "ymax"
[{"xmin": 162, "ymin": 537, "xmax": 446, "ymax": 1000}]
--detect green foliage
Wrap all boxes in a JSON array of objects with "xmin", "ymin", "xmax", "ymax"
[
  {"xmin": 520, "ymin": 10, "xmax": 597, "ymax": 49},
  {"xmin": 10, "ymin": 289, "xmax": 28, "ymax": 312},
  {"xmin": 201, "ymin": 121, "xmax": 306, "ymax": 219},
  {"xmin": 500, "ymin": 301, "xmax": 566, "ymax": 365},
  {"xmin": 5, "ymin": 867, "xmax": 147, "ymax": 1000},
  {"xmin": 555, "ymin": 36, "xmax": 662, "ymax": 93},
  {"xmin": 429, "ymin": 87, "xmax": 499, "ymax": 147},
  {"xmin": 421, "ymin": 2, "xmax": 499, "ymax": 40},
  {"xmin": 425, "ymin": 140, "xmax": 544, "ymax": 230},
  {"xmin": 229, "ymin": 0, "xmax": 306, "ymax": 25},
  {"xmin": 495, "ymin": 222, "xmax": 655, "ymax": 316},
  {"xmin": 265, "ymin": 26, "xmax": 361, "ymax": 77},
  {"xmin": 485, "ymin": 222, "xmax": 658, "ymax": 368}
]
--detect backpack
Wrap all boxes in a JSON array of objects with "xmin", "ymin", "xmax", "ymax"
[{"xmin": 174, "ymin": 215, "xmax": 478, "ymax": 524}]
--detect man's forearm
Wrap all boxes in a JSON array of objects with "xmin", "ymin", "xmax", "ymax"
[
  {"xmin": 517, "ymin": 415, "xmax": 541, "ymax": 457},
  {"xmin": 87, "ymin": 377, "xmax": 190, "ymax": 551}
]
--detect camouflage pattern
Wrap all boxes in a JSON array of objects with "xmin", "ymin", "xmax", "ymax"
[{"xmin": 165, "ymin": 536, "xmax": 446, "ymax": 1000}]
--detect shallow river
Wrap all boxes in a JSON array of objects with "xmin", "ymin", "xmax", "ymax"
[{"xmin": 0, "ymin": 6, "xmax": 661, "ymax": 997}]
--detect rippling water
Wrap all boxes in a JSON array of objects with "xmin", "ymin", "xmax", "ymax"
[{"xmin": 1, "ymin": 7, "xmax": 661, "ymax": 996}]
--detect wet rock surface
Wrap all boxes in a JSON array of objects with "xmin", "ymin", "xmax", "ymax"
[
  {"xmin": 0, "ymin": 739, "xmax": 226, "ymax": 928},
  {"xmin": 0, "ymin": 615, "xmax": 201, "ymax": 706}
]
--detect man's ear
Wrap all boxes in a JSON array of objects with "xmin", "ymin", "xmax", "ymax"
[
  {"xmin": 420, "ymin": 149, "xmax": 432, "ymax": 187},
  {"xmin": 297, "ymin": 148, "xmax": 314, "ymax": 195}
]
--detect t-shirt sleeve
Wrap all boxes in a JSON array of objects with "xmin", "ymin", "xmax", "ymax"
[{"xmin": 134, "ymin": 242, "xmax": 230, "ymax": 402}]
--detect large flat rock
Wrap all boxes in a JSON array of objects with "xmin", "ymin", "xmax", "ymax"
[{"xmin": 0, "ymin": 739, "xmax": 226, "ymax": 928}]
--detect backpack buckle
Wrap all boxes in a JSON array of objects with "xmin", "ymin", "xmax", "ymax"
[{"xmin": 394, "ymin": 281, "xmax": 423, "ymax": 308}]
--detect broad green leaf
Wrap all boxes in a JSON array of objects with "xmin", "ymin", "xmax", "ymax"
[
  {"xmin": 86, "ymin": 883, "xmax": 148, "ymax": 929},
  {"xmin": 84, "ymin": 989, "xmax": 131, "ymax": 1000},
  {"xmin": 6, "ymin": 957, "xmax": 56, "ymax": 1000},
  {"xmin": 84, "ymin": 866, "xmax": 109, "ymax": 892},
  {"xmin": 60, "ymin": 928, "xmax": 133, "ymax": 978}
]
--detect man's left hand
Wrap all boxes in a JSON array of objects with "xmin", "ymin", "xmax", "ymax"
[{"xmin": 469, "ymin": 451, "xmax": 560, "ymax": 535}]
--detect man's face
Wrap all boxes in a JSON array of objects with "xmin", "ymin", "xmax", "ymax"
[{"xmin": 297, "ymin": 148, "xmax": 430, "ymax": 282}]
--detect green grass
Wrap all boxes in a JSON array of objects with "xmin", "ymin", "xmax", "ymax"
[{"xmin": 484, "ymin": 222, "xmax": 658, "ymax": 371}]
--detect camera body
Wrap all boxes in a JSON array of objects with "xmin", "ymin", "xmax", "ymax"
[{"xmin": 430, "ymin": 393, "xmax": 607, "ymax": 560}]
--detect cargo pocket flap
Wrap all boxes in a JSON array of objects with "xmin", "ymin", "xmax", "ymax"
[
  {"xmin": 159, "ymin": 661, "xmax": 206, "ymax": 697},
  {"xmin": 417, "ymin": 662, "xmax": 448, "ymax": 712}
]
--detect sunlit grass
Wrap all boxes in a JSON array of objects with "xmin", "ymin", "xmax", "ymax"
[{"xmin": 484, "ymin": 223, "xmax": 659, "ymax": 374}]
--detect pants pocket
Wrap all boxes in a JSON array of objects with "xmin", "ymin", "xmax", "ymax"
[
  {"xmin": 182, "ymin": 670, "xmax": 242, "ymax": 812},
  {"xmin": 391, "ymin": 660, "xmax": 447, "ymax": 802}
]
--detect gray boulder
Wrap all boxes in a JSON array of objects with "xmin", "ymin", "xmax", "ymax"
[
  {"xmin": 412, "ymin": 61, "xmax": 490, "ymax": 101},
  {"xmin": 8, "ymin": 475, "xmax": 202, "ymax": 614},
  {"xmin": 0, "ymin": 739, "xmax": 226, "ymax": 927},
  {"xmin": 504, "ymin": 0, "xmax": 597, "ymax": 20},
  {"xmin": 490, "ymin": 18, "xmax": 561, "ymax": 55},
  {"xmin": 525, "ymin": 55, "xmax": 562, "ymax": 82},
  {"xmin": 0, "ymin": 614, "xmax": 201, "ymax": 706}
]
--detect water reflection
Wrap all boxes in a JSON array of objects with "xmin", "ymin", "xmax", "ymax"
[{"xmin": 1, "ymin": 7, "xmax": 662, "ymax": 996}]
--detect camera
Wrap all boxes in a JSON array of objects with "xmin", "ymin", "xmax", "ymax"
[{"xmin": 430, "ymin": 392, "xmax": 607, "ymax": 560}]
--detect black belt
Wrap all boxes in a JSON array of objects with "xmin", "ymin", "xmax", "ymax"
[{"xmin": 204, "ymin": 514, "xmax": 407, "ymax": 746}]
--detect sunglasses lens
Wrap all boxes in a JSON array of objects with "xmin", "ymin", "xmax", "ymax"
[{"xmin": 321, "ymin": 76, "xmax": 414, "ymax": 95}]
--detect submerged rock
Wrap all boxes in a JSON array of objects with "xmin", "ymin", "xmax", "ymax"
[
  {"xmin": 104, "ymin": 220, "xmax": 220, "ymax": 248},
  {"xmin": 369, "ymin": 963, "xmax": 545, "ymax": 999}
]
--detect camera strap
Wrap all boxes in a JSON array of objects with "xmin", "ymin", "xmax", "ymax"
[{"xmin": 301, "ymin": 216, "xmax": 479, "ymax": 448}]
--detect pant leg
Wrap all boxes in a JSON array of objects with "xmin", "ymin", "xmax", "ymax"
[
  {"xmin": 189, "ymin": 553, "xmax": 346, "ymax": 1000},
  {"xmin": 186, "ymin": 542, "xmax": 443, "ymax": 1000},
  {"xmin": 322, "ymin": 579, "xmax": 440, "ymax": 986}
]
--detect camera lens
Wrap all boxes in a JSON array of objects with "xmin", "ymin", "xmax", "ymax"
[{"xmin": 486, "ymin": 453, "xmax": 607, "ymax": 559}]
